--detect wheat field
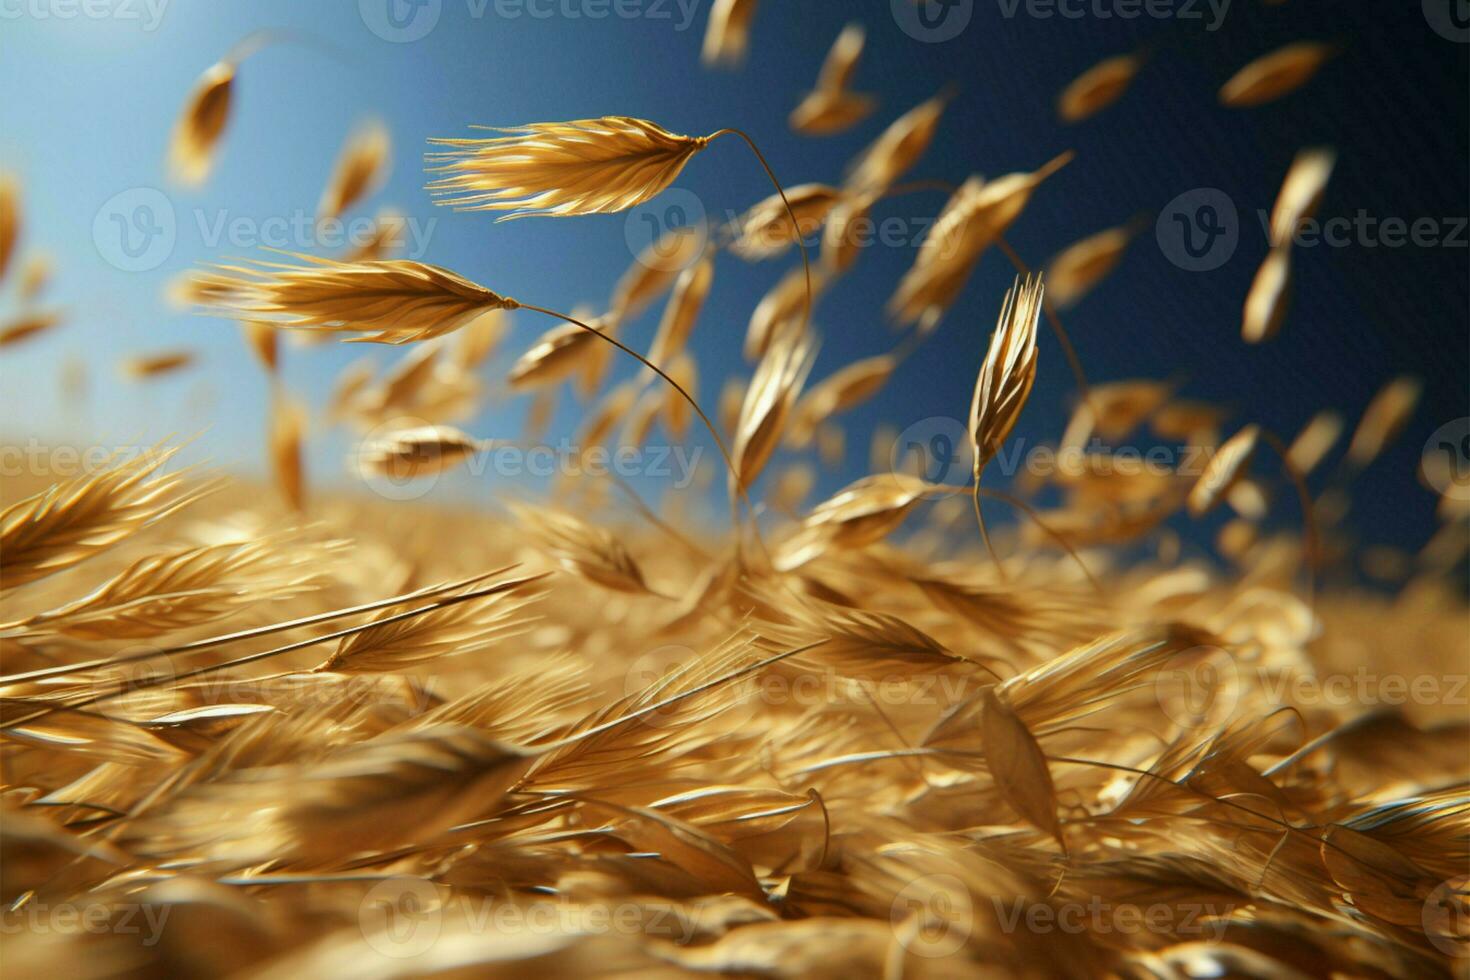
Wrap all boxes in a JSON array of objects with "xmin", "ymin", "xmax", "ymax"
[{"xmin": 1, "ymin": 5, "xmax": 1467, "ymax": 979}]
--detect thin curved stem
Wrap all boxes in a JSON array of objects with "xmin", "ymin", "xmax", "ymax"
[
  {"xmin": 708, "ymin": 128, "xmax": 814, "ymax": 340},
  {"xmin": 971, "ymin": 481, "xmax": 1009, "ymax": 582},
  {"xmin": 975, "ymin": 486, "xmax": 1104, "ymax": 595},
  {"xmin": 518, "ymin": 303, "xmax": 767, "ymax": 557}
]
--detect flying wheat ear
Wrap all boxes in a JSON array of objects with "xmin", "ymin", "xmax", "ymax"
[
  {"xmin": 969, "ymin": 275, "xmax": 1043, "ymax": 576},
  {"xmin": 425, "ymin": 116, "xmax": 814, "ymax": 345},
  {"xmin": 192, "ymin": 251, "xmax": 758, "ymax": 540}
]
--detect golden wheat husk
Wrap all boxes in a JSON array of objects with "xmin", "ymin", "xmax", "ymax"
[
  {"xmin": 1219, "ymin": 40, "xmax": 1336, "ymax": 108},
  {"xmin": 0, "ymin": 173, "xmax": 18, "ymax": 284},
  {"xmin": 1058, "ymin": 51, "xmax": 1144, "ymax": 122},
  {"xmin": 0, "ymin": 444, "xmax": 211, "ymax": 592},
  {"xmin": 196, "ymin": 251, "xmax": 517, "ymax": 345},
  {"xmin": 318, "ymin": 119, "xmax": 391, "ymax": 221},
  {"xmin": 168, "ymin": 60, "xmax": 235, "ymax": 187},
  {"xmin": 844, "ymin": 90, "xmax": 951, "ymax": 196},
  {"xmin": 790, "ymin": 24, "xmax": 874, "ymax": 136},
  {"xmin": 0, "ymin": 310, "xmax": 63, "ymax": 348},
  {"xmin": 701, "ymin": 0, "xmax": 759, "ymax": 67},
  {"xmin": 427, "ymin": 117, "xmax": 710, "ymax": 218}
]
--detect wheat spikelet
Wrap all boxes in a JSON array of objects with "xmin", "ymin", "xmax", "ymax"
[
  {"xmin": 1045, "ymin": 220, "xmax": 1140, "ymax": 309},
  {"xmin": 196, "ymin": 251, "xmax": 517, "ymax": 345},
  {"xmin": 343, "ymin": 207, "xmax": 408, "ymax": 262},
  {"xmin": 0, "ymin": 173, "xmax": 18, "ymax": 284},
  {"xmin": 1188, "ymin": 424, "xmax": 1261, "ymax": 516},
  {"xmin": 510, "ymin": 503, "xmax": 651, "ymax": 595},
  {"xmin": 1058, "ymin": 51, "xmax": 1145, "ymax": 122},
  {"xmin": 786, "ymin": 353, "xmax": 897, "ymax": 449},
  {"xmin": 356, "ymin": 425, "xmax": 493, "ymax": 480},
  {"xmin": 120, "ymin": 350, "xmax": 196, "ymax": 380},
  {"xmin": 1346, "ymin": 376, "xmax": 1422, "ymax": 469},
  {"xmin": 1270, "ymin": 148, "xmax": 1336, "ymax": 246},
  {"xmin": 1285, "ymin": 410, "xmax": 1343, "ymax": 477},
  {"xmin": 5, "ymin": 532, "xmax": 342, "ymax": 639},
  {"xmin": 775, "ymin": 473, "xmax": 940, "ymax": 571},
  {"xmin": 891, "ymin": 154, "xmax": 1072, "ymax": 331},
  {"xmin": 730, "ymin": 329, "xmax": 817, "ymax": 497},
  {"xmin": 845, "ymin": 90, "xmax": 951, "ymax": 196},
  {"xmin": 730, "ymin": 183, "xmax": 842, "ymax": 260},
  {"xmin": 791, "ymin": 24, "xmax": 875, "ymax": 136},
  {"xmin": 1242, "ymin": 245, "xmax": 1294, "ymax": 344},
  {"xmin": 0, "ymin": 445, "xmax": 212, "ymax": 592},
  {"xmin": 168, "ymin": 60, "xmax": 235, "ymax": 187},
  {"xmin": 15, "ymin": 252, "xmax": 51, "ymax": 303},
  {"xmin": 746, "ymin": 265, "xmax": 827, "ymax": 361},
  {"xmin": 0, "ymin": 310, "xmax": 63, "ymax": 348},
  {"xmin": 1220, "ymin": 40, "xmax": 1336, "ymax": 108},
  {"xmin": 702, "ymin": 0, "xmax": 759, "ymax": 68},
  {"xmin": 238, "ymin": 320, "xmax": 278, "ymax": 373},
  {"xmin": 646, "ymin": 252, "xmax": 714, "ymax": 374},
  {"xmin": 319, "ymin": 573, "xmax": 546, "ymax": 672},
  {"xmin": 610, "ymin": 225, "xmax": 704, "ymax": 321},
  {"xmin": 971, "ymin": 276, "xmax": 1042, "ymax": 475},
  {"xmin": 318, "ymin": 119, "xmax": 390, "ymax": 221},
  {"xmin": 268, "ymin": 393, "xmax": 305, "ymax": 510},
  {"xmin": 820, "ymin": 188, "xmax": 880, "ymax": 276},
  {"xmin": 427, "ymin": 117, "xmax": 710, "ymax": 218},
  {"xmin": 508, "ymin": 318, "xmax": 605, "ymax": 390}
]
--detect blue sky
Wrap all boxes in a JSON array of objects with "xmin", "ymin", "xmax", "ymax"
[{"xmin": 1, "ymin": 0, "xmax": 1465, "ymax": 560}]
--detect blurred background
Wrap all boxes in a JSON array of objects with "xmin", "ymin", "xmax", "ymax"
[{"xmin": 1, "ymin": 0, "xmax": 1466, "ymax": 565}]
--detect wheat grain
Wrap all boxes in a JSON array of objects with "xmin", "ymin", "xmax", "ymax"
[
  {"xmin": 1058, "ymin": 51, "xmax": 1144, "ymax": 122},
  {"xmin": 318, "ymin": 119, "xmax": 391, "ymax": 221},
  {"xmin": 1220, "ymin": 41, "xmax": 1336, "ymax": 108},
  {"xmin": 790, "ymin": 24, "xmax": 875, "ymax": 136},
  {"xmin": 168, "ymin": 60, "xmax": 235, "ymax": 187}
]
